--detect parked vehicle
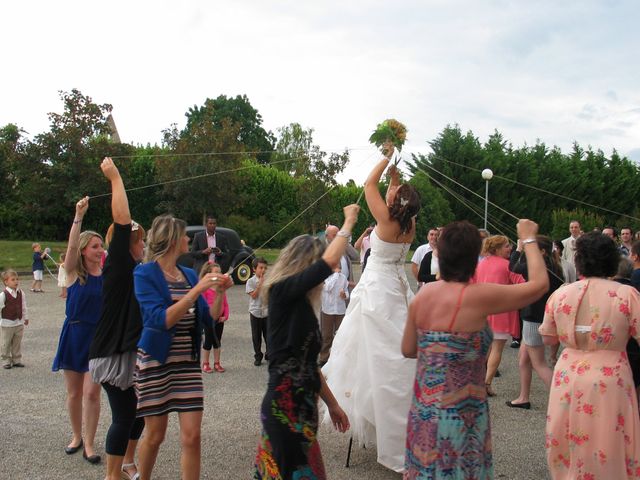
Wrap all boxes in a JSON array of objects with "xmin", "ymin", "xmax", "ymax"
[{"xmin": 177, "ymin": 226, "xmax": 255, "ymax": 284}]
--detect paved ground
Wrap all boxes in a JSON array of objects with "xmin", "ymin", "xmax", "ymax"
[{"xmin": 0, "ymin": 268, "xmax": 551, "ymax": 479}]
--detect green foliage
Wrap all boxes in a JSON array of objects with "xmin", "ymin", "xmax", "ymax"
[
  {"xmin": 409, "ymin": 171, "xmax": 453, "ymax": 247},
  {"xmin": 550, "ymin": 209, "xmax": 605, "ymax": 240}
]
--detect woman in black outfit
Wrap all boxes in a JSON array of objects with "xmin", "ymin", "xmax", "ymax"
[
  {"xmin": 88, "ymin": 158, "xmax": 146, "ymax": 480},
  {"xmin": 253, "ymin": 204, "xmax": 357, "ymax": 480}
]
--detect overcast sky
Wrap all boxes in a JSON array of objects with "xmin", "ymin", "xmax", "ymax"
[{"xmin": 2, "ymin": 0, "xmax": 639, "ymax": 184}]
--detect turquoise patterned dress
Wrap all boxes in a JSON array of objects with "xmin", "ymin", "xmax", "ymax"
[{"xmin": 404, "ymin": 327, "xmax": 493, "ymax": 479}]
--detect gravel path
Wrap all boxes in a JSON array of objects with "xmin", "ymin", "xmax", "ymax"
[{"xmin": 0, "ymin": 268, "xmax": 551, "ymax": 479}]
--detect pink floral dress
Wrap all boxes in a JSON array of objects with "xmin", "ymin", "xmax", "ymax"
[{"xmin": 540, "ymin": 278, "xmax": 640, "ymax": 479}]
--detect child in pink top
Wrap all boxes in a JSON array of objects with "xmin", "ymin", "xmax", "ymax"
[{"xmin": 200, "ymin": 263, "xmax": 230, "ymax": 373}]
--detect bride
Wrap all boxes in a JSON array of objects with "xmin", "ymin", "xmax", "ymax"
[{"xmin": 322, "ymin": 142, "xmax": 420, "ymax": 472}]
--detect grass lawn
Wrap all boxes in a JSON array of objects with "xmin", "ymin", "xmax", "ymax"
[
  {"xmin": 253, "ymin": 248, "xmax": 280, "ymax": 264},
  {"xmin": 0, "ymin": 240, "xmax": 68, "ymax": 273}
]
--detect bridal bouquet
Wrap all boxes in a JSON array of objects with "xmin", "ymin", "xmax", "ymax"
[{"xmin": 369, "ymin": 119, "xmax": 407, "ymax": 153}]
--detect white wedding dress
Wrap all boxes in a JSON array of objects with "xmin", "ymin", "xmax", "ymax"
[{"xmin": 322, "ymin": 229, "xmax": 416, "ymax": 473}]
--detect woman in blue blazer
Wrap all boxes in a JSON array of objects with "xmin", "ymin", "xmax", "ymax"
[{"xmin": 133, "ymin": 214, "xmax": 232, "ymax": 480}]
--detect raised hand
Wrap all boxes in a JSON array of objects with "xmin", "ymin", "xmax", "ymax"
[
  {"xmin": 100, "ymin": 157, "xmax": 121, "ymax": 181},
  {"xmin": 75, "ymin": 196, "xmax": 89, "ymax": 219}
]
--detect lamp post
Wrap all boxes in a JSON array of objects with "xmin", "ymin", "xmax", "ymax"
[{"xmin": 481, "ymin": 168, "xmax": 493, "ymax": 230}]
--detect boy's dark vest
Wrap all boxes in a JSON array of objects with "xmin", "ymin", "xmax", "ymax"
[{"xmin": 1, "ymin": 289, "xmax": 22, "ymax": 320}]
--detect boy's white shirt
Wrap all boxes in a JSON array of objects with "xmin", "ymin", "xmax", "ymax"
[
  {"xmin": 0, "ymin": 287, "xmax": 28, "ymax": 327},
  {"xmin": 321, "ymin": 272, "xmax": 349, "ymax": 315}
]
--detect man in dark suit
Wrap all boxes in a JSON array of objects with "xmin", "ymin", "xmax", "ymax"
[{"xmin": 191, "ymin": 215, "xmax": 228, "ymax": 274}]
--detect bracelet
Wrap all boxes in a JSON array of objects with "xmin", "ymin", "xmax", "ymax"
[
  {"xmin": 337, "ymin": 230, "xmax": 351, "ymax": 238},
  {"xmin": 522, "ymin": 238, "xmax": 537, "ymax": 245},
  {"xmin": 73, "ymin": 218, "xmax": 82, "ymax": 224}
]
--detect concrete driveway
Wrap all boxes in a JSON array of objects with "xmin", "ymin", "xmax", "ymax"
[{"xmin": 0, "ymin": 267, "xmax": 551, "ymax": 479}]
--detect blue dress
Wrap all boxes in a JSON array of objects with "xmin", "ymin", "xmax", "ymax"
[{"xmin": 52, "ymin": 274, "xmax": 103, "ymax": 373}]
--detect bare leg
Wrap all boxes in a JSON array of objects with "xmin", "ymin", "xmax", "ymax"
[
  {"xmin": 528, "ymin": 345, "xmax": 552, "ymax": 389},
  {"xmin": 63, "ymin": 370, "xmax": 84, "ymax": 448},
  {"xmin": 178, "ymin": 411, "xmax": 203, "ymax": 480},
  {"xmin": 485, "ymin": 339, "xmax": 507, "ymax": 388},
  {"xmin": 138, "ymin": 415, "xmax": 168, "ymax": 480},
  {"xmin": 82, "ymin": 374, "xmax": 101, "ymax": 457},
  {"xmin": 510, "ymin": 345, "xmax": 532, "ymax": 404},
  {"xmin": 213, "ymin": 348, "xmax": 221, "ymax": 364}
]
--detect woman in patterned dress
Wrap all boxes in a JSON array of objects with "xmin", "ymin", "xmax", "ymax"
[
  {"xmin": 401, "ymin": 220, "xmax": 548, "ymax": 479},
  {"xmin": 133, "ymin": 215, "xmax": 232, "ymax": 480},
  {"xmin": 253, "ymin": 204, "xmax": 357, "ymax": 480},
  {"xmin": 539, "ymin": 232, "xmax": 640, "ymax": 479}
]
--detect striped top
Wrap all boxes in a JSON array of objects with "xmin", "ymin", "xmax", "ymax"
[{"xmin": 135, "ymin": 281, "xmax": 204, "ymax": 417}]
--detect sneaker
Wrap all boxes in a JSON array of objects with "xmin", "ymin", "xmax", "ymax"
[
  {"xmin": 213, "ymin": 362, "xmax": 225, "ymax": 373},
  {"xmin": 3, "ymin": 364, "xmax": 11, "ymax": 369},
  {"xmin": 254, "ymin": 358, "xmax": 262, "ymax": 366},
  {"xmin": 202, "ymin": 362, "xmax": 213, "ymax": 374},
  {"xmin": 510, "ymin": 340, "xmax": 521, "ymax": 348}
]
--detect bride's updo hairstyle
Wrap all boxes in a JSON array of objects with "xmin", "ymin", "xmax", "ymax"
[
  {"xmin": 388, "ymin": 184, "xmax": 421, "ymax": 236},
  {"xmin": 438, "ymin": 221, "xmax": 482, "ymax": 282},
  {"xmin": 261, "ymin": 234, "xmax": 326, "ymax": 303}
]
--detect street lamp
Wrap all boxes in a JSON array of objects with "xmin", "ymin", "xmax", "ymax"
[{"xmin": 481, "ymin": 168, "xmax": 493, "ymax": 230}]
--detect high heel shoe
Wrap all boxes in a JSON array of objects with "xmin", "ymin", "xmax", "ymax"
[{"xmin": 64, "ymin": 438, "xmax": 83, "ymax": 455}]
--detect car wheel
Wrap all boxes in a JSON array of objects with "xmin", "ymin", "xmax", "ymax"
[{"xmin": 232, "ymin": 261, "xmax": 252, "ymax": 284}]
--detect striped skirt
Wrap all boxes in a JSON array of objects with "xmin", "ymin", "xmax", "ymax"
[{"xmin": 135, "ymin": 317, "xmax": 203, "ymax": 417}]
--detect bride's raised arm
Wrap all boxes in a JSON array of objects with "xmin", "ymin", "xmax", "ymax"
[{"xmin": 364, "ymin": 142, "xmax": 395, "ymax": 225}]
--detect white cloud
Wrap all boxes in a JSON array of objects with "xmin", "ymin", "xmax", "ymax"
[{"xmin": 2, "ymin": 0, "xmax": 639, "ymax": 184}]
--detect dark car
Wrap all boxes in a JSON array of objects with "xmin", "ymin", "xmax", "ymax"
[{"xmin": 177, "ymin": 226, "xmax": 255, "ymax": 284}]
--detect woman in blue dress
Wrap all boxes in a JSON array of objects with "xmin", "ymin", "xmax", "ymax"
[{"xmin": 52, "ymin": 196, "xmax": 104, "ymax": 464}]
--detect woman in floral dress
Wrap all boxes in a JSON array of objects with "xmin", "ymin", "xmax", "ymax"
[{"xmin": 540, "ymin": 231, "xmax": 640, "ymax": 479}]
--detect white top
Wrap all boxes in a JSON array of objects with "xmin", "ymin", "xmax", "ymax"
[
  {"xmin": 321, "ymin": 272, "xmax": 349, "ymax": 315},
  {"xmin": 410, "ymin": 243, "xmax": 433, "ymax": 265},
  {"xmin": 0, "ymin": 287, "xmax": 28, "ymax": 327},
  {"xmin": 246, "ymin": 275, "xmax": 268, "ymax": 318}
]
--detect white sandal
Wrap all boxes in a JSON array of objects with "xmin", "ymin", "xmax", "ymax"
[{"xmin": 121, "ymin": 463, "xmax": 139, "ymax": 480}]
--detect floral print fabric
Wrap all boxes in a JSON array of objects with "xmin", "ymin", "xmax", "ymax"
[
  {"xmin": 254, "ymin": 356, "xmax": 326, "ymax": 480},
  {"xmin": 540, "ymin": 278, "xmax": 640, "ymax": 479}
]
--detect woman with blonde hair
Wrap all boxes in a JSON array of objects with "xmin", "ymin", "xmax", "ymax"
[
  {"xmin": 322, "ymin": 143, "xmax": 421, "ymax": 473},
  {"xmin": 475, "ymin": 235, "xmax": 525, "ymax": 396},
  {"xmin": 133, "ymin": 214, "xmax": 231, "ymax": 480},
  {"xmin": 52, "ymin": 196, "xmax": 105, "ymax": 464},
  {"xmin": 254, "ymin": 205, "xmax": 357, "ymax": 480}
]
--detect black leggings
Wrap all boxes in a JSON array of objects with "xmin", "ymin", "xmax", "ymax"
[
  {"xmin": 203, "ymin": 322, "xmax": 224, "ymax": 350},
  {"xmin": 102, "ymin": 382, "xmax": 145, "ymax": 456}
]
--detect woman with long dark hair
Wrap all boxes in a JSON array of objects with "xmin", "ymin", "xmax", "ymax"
[
  {"xmin": 323, "ymin": 142, "xmax": 421, "ymax": 472},
  {"xmin": 506, "ymin": 235, "xmax": 564, "ymax": 409}
]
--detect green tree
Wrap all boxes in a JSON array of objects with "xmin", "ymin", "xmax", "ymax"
[
  {"xmin": 184, "ymin": 95, "xmax": 275, "ymax": 163},
  {"xmin": 272, "ymin": 123, "xmax": 349, "ymax": 233}
]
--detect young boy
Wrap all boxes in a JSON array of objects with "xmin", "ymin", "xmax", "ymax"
[
  {"xmin": 31, "ymin": 243, "xmax": 47, "ymax": 292},
  {"xmin": 1, "ymin": 270, "xmax": 29, "ymax": 369},
  {"xmin": 319, "ymin": 265, "xmax": 349, "ymax": 366},
  {"xmin": 246, "ymin": 257, "xmax": 268, "ymax": 366}
]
